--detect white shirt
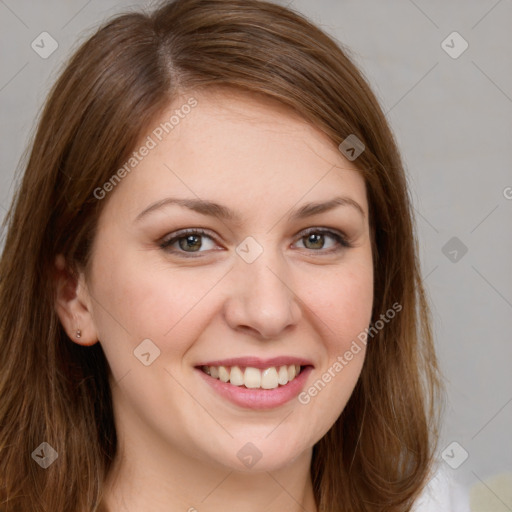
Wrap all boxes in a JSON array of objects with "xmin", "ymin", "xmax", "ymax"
[{"xmin": 413, "ymin": 464, "xmax": 471, "ymax": 512}]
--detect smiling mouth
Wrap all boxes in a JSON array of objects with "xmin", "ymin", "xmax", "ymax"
[{"xmin": 199, "ymin": 364, "xmax": 306, "ymax": 390}]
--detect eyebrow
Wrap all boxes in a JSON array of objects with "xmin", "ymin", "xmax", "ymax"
[{"xmin": 135, "ymin": 195, "xmax": 365, "ymax": 223}]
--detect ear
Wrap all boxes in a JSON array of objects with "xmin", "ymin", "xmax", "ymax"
[{"xmin": 53, "ymin": 254, "xmax": 99, "ymax": 346}]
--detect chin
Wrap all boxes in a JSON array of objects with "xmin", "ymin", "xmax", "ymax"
[{"xmin": 204, "ymin": 434, "xmax": 313, "ymax": 473}]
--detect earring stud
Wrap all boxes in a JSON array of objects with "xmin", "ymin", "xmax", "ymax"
[{"xmin": 76, "ymin": 329, "xmax": 81, "ymax": 339}]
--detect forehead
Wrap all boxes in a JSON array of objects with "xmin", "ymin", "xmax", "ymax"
[{"xmin": 100, "ymin": 88, "xmax": 368, "ymax": 221}]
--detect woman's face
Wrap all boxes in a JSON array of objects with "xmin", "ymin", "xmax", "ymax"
[{"xmin": 76, "ymin": 89, "xmax": 373, "ymax": 472}]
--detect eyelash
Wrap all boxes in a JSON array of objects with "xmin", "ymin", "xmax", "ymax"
[{"xmin": 159, "ymin": 227, "xmax": 352, "ymax": 258}]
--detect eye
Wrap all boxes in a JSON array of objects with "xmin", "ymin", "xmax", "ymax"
[
  {"xmin": 293, "ymin": 228, "xmax": 351, "ymax": 253},
  {"xmin": 160, "ymin": 229, "xmax": 219, "ymax": 256},
  {"xmin": 159, "ymin": 227, "xmax": 352, "ymax": 258}
]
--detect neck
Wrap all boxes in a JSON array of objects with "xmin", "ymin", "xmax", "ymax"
[{"xmin": 101, "ymin": 431, "xmax": 318, "ymax": 512}]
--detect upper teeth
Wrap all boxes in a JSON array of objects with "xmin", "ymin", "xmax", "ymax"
[{"xmin": 202, "ymin": 364, "xmax": 301, "ymax": 389}]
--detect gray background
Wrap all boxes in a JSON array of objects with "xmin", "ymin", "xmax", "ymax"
[{"xmin": 1, "ymin": 0, "xmax": 511, "ymax": 506}]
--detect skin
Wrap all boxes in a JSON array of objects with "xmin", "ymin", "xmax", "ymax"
[{"xmin": 54, "ymin": 88, "xmax": 374, "ymax": 512}]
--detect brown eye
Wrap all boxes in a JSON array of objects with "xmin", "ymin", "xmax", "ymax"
[
  {"xmin": 178, "ymin": 234, "xmax": 203, "ymax": 252},
  {"xmin": 160, "ymin": 229, "xmax": 218, "ymax": 255},
  {"xmin": 294, "ymin": 228, "xmax": 351, "ymax": 253},
  {"xmin": 303, "ymin": 233, "xmax": 326, "ymax": 250}
]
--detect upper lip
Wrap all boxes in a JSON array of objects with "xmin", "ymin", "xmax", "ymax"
[{"xmin": 196, "ymin": 356, "xmax": 314, "ymax": 369}]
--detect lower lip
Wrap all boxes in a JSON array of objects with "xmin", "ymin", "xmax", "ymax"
[{"xmin": 196, "ymin": 366, "xmax": 313, "ymax": 410}]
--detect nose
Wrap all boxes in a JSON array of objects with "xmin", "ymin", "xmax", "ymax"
[{"xmin": 223, "ymin": 247, "xmax": 302, "ymax": 340}]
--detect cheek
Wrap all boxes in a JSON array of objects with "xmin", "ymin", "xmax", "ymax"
[
  {"xmin": 303, "ymin": 257, "xmax": 374, "ymax": 348},
  {"xmin": 294, "ymin": 255, "xmax": 372, "ymax": 433},
  {"xmin": 89, "ymin": 247, "xmax": 226, "ymax": 363}
]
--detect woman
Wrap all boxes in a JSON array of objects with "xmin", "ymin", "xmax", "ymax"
[{"xmin": 0, "ymin": 0, "xmax": 457, "ymax": 510}]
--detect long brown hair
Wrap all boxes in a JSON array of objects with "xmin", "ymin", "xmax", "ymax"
[{"xmin": 0, "ymin": 0, "xmax": 442, "ymax": 510}]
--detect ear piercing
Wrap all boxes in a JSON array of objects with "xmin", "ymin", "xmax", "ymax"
[{"xmin": 76, "ymin": 329, "xmax": 82, "ymax": 339}]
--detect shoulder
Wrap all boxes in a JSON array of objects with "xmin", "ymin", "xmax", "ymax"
[{"xmin": 412, "ymin": 463, "xmax": 471, "ymax": 512}]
